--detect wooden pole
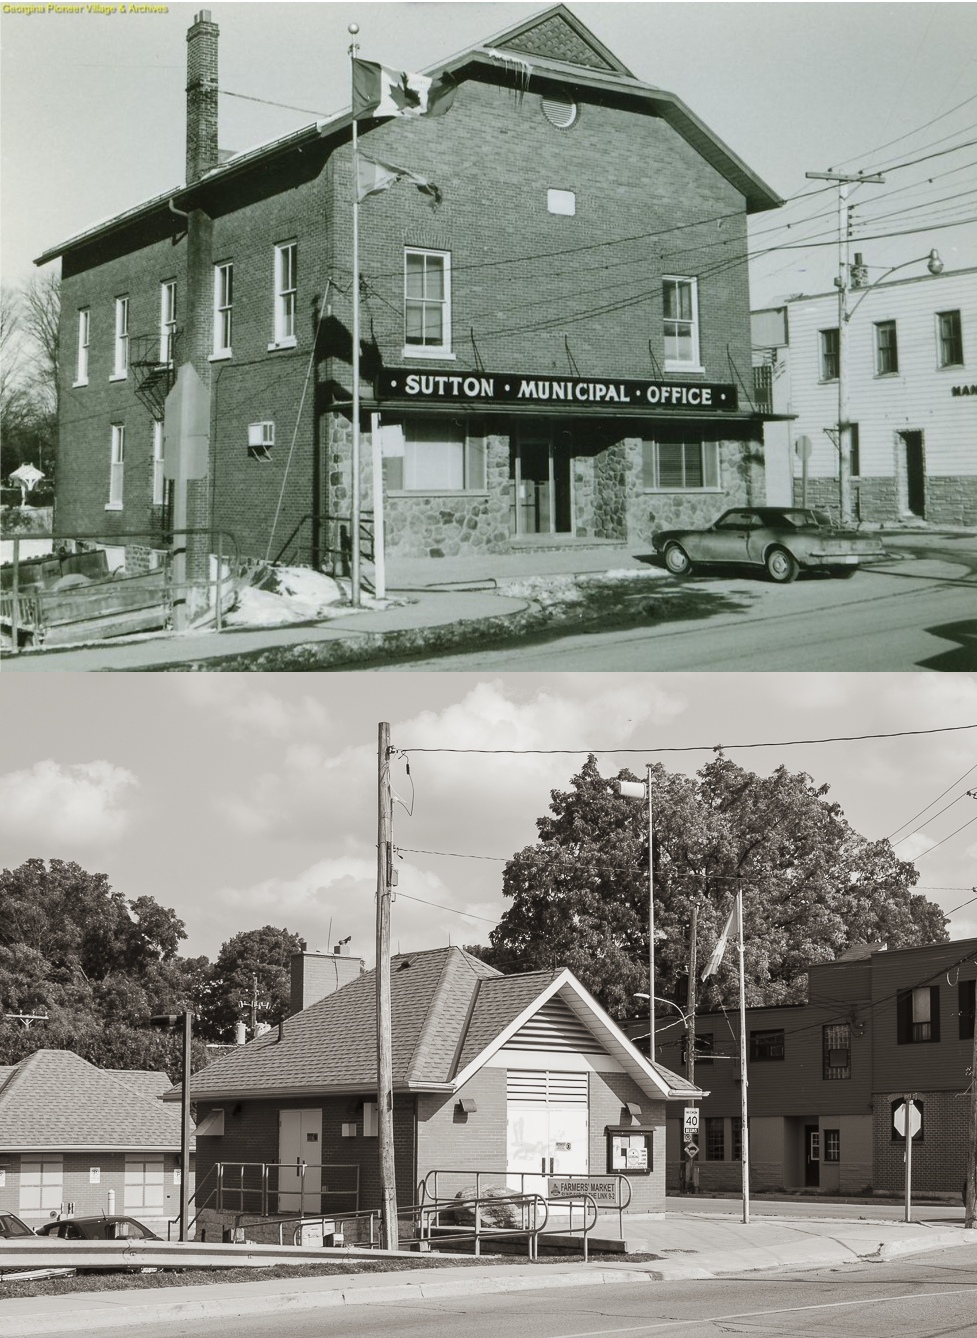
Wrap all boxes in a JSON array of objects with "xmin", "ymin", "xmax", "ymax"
[
  {"xmin": 738, "ymin": 880, "xmax": 750, "ymax": 1225},
  {"xmin": 967, "ymin": 992, "xmax": 977, "ymax": 1228},
  {"xmin": 376, "ymin": 722, "xmax": 398, "ymax": 1249},
  {"xmin": 688, "ymin": 904, "xmax": 698, "ymax": 1193},
  {"xmin": 180, "ymin": 1011, "xmax": 192, "ymax": 1241},
  {"xmin": 647, "ymin": 765, "xmax": 655, "ymax": 1064}
]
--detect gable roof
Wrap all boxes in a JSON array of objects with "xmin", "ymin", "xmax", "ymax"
[
  {"xmin": 35, "ymin": 4, "xmax": 780, "ymax": 267},
  {"xmin": 0, "ymin": 1050, "xmax": 192, "ymax": 1152},
  {"xmin": 174, "ymin": 947, "xmax": 704, "ymax": 1105}
]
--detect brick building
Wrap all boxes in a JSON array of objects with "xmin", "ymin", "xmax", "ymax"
[
  {"xmin": 172, "ymin": 945, "xmax": 702, "ymax": 1239},
  {"xmin": 37, "ymin": 4, "xmax": 782, "ymax": 584},
  {"xmin": 0, "ymin": 1050, "xmax": 195, "ymax": 1236},
  {"xmin": 752, "ymin": 266, "xmax": 977, "ymax": 525},
  {"xmin": 648, "ymin": 937, "xmax": 976, "ymax": 1195}
]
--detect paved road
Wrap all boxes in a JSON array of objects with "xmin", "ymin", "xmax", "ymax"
[
  {"xmin": 73, "ymin": 1245, "xmax": 977, "ymax": 1338},
  {"xmin": 376, "ymin": 557, "xmax": 977, "ymax": 671},
  {"xmin": 665, "ymin": 1195, "xmax": 966, "ymax": 1225}
]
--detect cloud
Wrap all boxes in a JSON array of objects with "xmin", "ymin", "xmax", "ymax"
[
  {"xmin": 176, "ymin": 679, "xmax": 330, "ymax": 740},
  {"xmin": 0, "ymin": 759, "xmax": 138, "ymax": 845}
]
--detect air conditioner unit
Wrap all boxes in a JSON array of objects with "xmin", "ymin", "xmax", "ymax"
[{"xmin": 248, "ymin": 421, "xmax": 275, "ymax": 460}]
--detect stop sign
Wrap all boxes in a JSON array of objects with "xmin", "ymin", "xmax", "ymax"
[{"xmin": 894, "ymin": 1100, "xmax": 922, "ymax": 1139}]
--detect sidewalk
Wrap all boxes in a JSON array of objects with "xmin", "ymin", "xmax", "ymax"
[{"xmin": 2, "ymin": 1211, "xmax": 974, "ymax": 1336}]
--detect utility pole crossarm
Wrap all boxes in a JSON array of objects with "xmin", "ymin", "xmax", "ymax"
[{"xmin": 805, "ymin": 170, "xmax": 885, "ymax": 184}]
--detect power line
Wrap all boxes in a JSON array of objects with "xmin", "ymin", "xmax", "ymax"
[{"xmin": 887, "ymin": 760, "xmax": 977, "ymax": 840}]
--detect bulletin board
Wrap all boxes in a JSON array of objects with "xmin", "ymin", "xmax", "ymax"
[{"xmin": 606, "ymin": 1130, "xmax": 653, "ymax": 1176}]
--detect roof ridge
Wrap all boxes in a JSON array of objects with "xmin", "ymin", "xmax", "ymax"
[{"xmin": 403, "ymin": 947, "xmax": 464, "ymax": 1084}]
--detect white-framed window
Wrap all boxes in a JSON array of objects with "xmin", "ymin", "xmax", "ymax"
[
  {"xmin": 662, "ymin": 276, "xmax": 701, "ymax": 370},
  {"xmin": 937, "ymin": 309, "xmax": 963, "ymax": 368},
  {"xmin": 159, "ymin": 279, "xmax": 177, "ymax": 364},
  {"xmin": 875, "ymin": 319, "xmax": 898, "ymax": 375},
  {"xmin": 820, "ymin": 327, "xmax": 839, "ymax": 381},
  {"xmin": 124, "ymin": 1157, "xmax": 165, "ymax": 1214},
  {"xmin": 381, "ymin": 418, "xmax": 486, "ymax": 492},
  {"xmin": 75, "ymin": 308, "xmax": 90, "ymax": 385},
  {"xmin": 112, "ymin": 295, "xmax": 129, "ymax": 378},
  {"xmin": 404, "ymin": 248, "xmax": 452, "ymax": 356},
  {"xmin": 151, "ymin": 420, "xmax": 165, "ymax": 505},
  {"xmin": 108, "ymin": 423, "xmax": 125, "ymax": 508},
  {"xmin": 641, "ymin": 435, "xmax": 719, "ymax": 490},
  {"xmin": 19, "ymin": 1158, "xmax": 63, "ymax": 1217},
  {"xmin": 272, "ymin": 241, "xmax": 297, "ymax": 347},
  {"xmin": 213, "ymin": 261, "xmax": 233, "ymax": 357}
]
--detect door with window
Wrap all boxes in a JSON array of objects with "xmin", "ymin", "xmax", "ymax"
[
  {"xmin": 510, "ymin": 430, "xmax": 572, "ymax": 536},
  {"xmin": 804, "ymin": 1125, "xmax": 820, "ymax": 1187},
  {"xmin": 506, "ymin": 1070, "xmax": 588, "ymax": 1196},
  {"xmin": 278, "ymin": 1109, "xmax": 322, "ymax": 1212}
]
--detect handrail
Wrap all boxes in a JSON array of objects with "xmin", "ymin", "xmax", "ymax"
[{"xmin": 166, "ymin": 1162, "xmax": 218, "ymax": 1241}]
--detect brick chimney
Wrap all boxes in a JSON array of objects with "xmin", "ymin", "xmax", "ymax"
[
  {"xmin": 290, "ymin": 946, "xmax": 365, "ymax": 1016},
  {"xmin": 186, "ymin": 9, "xmax": 219, "ymax": 184}
]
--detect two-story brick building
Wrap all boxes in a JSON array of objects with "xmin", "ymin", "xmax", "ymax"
[
  {"xmin": 653, "ymin": 937, "xmax": 976, "ymax": 1195},
  {"xmin": 172, "ymin": 945, "xmax": 702, "ymax": 1240},
  {"xmin": 37, "ymin": 4, "xmax": 782, "ymax": 586}
]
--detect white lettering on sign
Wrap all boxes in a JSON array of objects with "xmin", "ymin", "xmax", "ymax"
[{"xmin": 548, "ymin": 1177, "xmax": 620, "ymax": 1203}]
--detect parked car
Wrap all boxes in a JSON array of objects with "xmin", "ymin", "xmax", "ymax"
[
  {"xmin": 652, "ymin": 507, "xmax": 885, "ymax": 583},
  {"xmin": 36, "ymin": 1215, "xmax": 160, "ymax": 1242},
  {"xmin": 0, "ymin": 1211, "xmax": 75, "ymax": 1282}
]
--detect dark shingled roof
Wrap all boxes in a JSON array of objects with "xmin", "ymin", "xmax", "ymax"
[
  {"xmin": 177, "ymin": 947, "xmax": 701, "ymax": 1104},
  {"xmin": 0, "ymin": 1050, "xmax": 192, "ymax": 1151}
]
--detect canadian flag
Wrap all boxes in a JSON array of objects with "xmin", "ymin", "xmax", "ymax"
[
  {"xmin": 701, "ymin": 899, "xmax": 739, "ymax": 981},
  {"xmin": 352, "ymin": 59, "xmax": 456, "ymax": 120}
]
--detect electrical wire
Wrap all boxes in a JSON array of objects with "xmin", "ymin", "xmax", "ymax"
[{"xmin": 887, "ymin": 760, "xmax": 977, "ymax": 840}]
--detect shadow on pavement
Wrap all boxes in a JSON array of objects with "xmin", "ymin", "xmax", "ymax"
[{"xmin": 918, "ymin": 620, "xmax": 977, "ymax": 671}]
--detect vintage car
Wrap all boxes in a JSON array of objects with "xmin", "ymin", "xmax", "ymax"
[{"xmin": 652, "ymin": 507, "xmax": 885, "ymax": 583}]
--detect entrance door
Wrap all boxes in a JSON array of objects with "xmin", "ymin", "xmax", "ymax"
[
  {"xmin": 804, "ymin": 1125, "xmax": 820, "ymax": 1188},
  {"xmin": 900, "ymin": 431, "xmax": 926, "ymax": 517},
  {"xmin": 510, "ymin": 430, "xmax": 572, "ymax": 536},
  {"xmin": 278, "ymin": 1109, "xmax": 322, "ymax": 1212},
  {"xmin": 506, "ymin": 1071, "xmax": 589, "ymax": 1196}
]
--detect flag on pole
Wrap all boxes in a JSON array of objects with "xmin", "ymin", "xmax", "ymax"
[
  {"xmin": 352, "ymin": 59, "xmax": 456, "ymax": 120},
  {"xmin": 356, "ymin": 155, "xmax": 442, "ymax": 207},
  {"xmin": 701, "ymin": 900, "xmax": 738, "ymax": 980}
]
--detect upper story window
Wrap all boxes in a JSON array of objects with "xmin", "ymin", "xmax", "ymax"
[
  {"xmin": 213, "ymin": 262, "xmax": 233, "ymax": 357},
  {"xmin": 272, "ymin": 241, "xmax": 297, "ymax": 347},
  {"xmin": 960, "ymin": 979, "xmax": 976, "ymax": 1041},
  {"xmin": 404, "ymin": 248, "xmax": 451, "ymax": 356},
  {"xmin": 159, "ymin": 280, "xmax": 177, "ymax": 365},
  {"xmin": 112, "ymin": 296, "xmax": 129, "ymax": 379},
  {"xmin": 875, "ymin": 320, "xmax": 898, "ymax": 375},
  {"xmin": 107, "ymin": 424, "xmax": 125, "ymax": 509},
  {"xmin": 823, "ymin": 1022, "xmax": 851, "ymax": 1079},
  {"xmin": 705, "ymin": 1117, "xmax": 724, "ymax": 1161},
  {"xmin": 75, "ymin": 309, "xmax": 90, "ymax": 385},
  {"xmin": 663, "ymin": 277, "xmax": 701, "ymax": 370},
  {"xmin": 897, "ymin": 984, "xmax": 940, "ymax": 1043},
  {"xmin": 749, "ymin": 1029, "xmax": 784, "ymax": 1061},
  {"xmin": 819, "ymin": 327, "xmax": 839, "ymax": 381},
  {"xmin": 642, "ymin": 435, "xmax": 719, "ymax": 490},
  {"xmin": 937, "ymin": 309, "xmax": 963, "ymax": 367}
]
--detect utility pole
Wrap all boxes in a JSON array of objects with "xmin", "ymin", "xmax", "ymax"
[
  {"xmin": 687, "ymin": 903, "xmax": 698, "ymax": 1194},
  {"xmin": 737, "ymin": 877, "xmax": 750, "ymax": 1225},
  {"xmin": 376, "ymin": 722, "xmax": 398, "ymax": 1250},
  {"xmin": 647, "ymin": 765, "xmax": 655, "ymax": 1063},
  {"xmin": 180, "ymin": 1010, "xmax": 192, "ymax": 1242},
  {"xmin": 968, "ymin": 986, "xmax": 977, "ymax": 1229},
  {"xmin": 805, "ymin": 169, "xmax": 884, "ymax": 524}
]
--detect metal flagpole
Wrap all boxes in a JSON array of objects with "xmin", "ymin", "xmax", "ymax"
[
  {"xmin": 348, "ymin": 25, "xmax": 362, "ymax": 607},
  {"xmin": 738, "ymin": 877, "xmax": 750, "ymax": 1225}
]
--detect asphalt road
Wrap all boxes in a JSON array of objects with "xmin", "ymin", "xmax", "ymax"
[
  {"xmin": 73, "ymin": 1245, "xmax": 977, "ymax": 1338},
  {"xmin": 665, "ymin": 1196, "xmax": 966, "ymax": 1226},
  {"xmin": 377, "ymin": 551, "xmax": 977, "ymax": 672}
]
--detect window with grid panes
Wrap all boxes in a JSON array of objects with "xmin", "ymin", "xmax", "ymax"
[
  {"xmin": 274, "ymin": 242, "xmax": 297, "ymax": 345},
  {"xmin": 662, "ymin": 277, "xmax": 700, "ymax": 368},
  {"xmin": 875, "ymin": 320, "xmax": 898, "ymax": 374},
  {"xmin": 705, "ymin": 1117, "xmax": 724, "ymax": 1161},
  {"xmin": 731, "ymin": 1117, "xmax": 746, "ymax": 1162},
  {"xmin": 113, "ymin": 296, "xmax": 129, "ymax": 377},
  {"xmin": 749, "ymin": 1029, "xmax": 784, "ymax": 1061},
  {"xmin": 823, "ymin": 1022, "xmax": 851, "ymax": 1079},
  {"xmin": 937, "ymin": 310, "xmax": 963, "ymax": 367},
  {"xmin": 404, "ymin": 249, "xmax": 450, "ymax": 352},
  {"xmin": 75, "ymin": 308, "xmax": 90, "ymax": 384},
  {"xmin": 820, "ymin": 327, "xmax": 839, "ymax": 380},
  {"xmin": 824, "ymin": 1129, "xmax": 840, "ymax": 1163},
  {"xmin": 159, "ymin": 279, "xmax": 177, "ymax": 364},
  {"xmin": 214, "ymin": 262, "xmax": 233, "ymax": 355},
  {"xmin": 642, "ymin": 436, "xmax": 719, "ymax": 490}
]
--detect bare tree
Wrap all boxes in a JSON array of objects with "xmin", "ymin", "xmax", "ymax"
[
  {"xmin": 22, "ymin": 271, "xmax": 60, "ymax": 411},
  {"xmin": 0, "ymin": 284, "xmax": 23, "ymax": 411}
]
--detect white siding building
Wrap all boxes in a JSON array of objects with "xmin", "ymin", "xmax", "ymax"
[{"xmin": 753, "ymin": 266, "xmax": 976, "ymax": 525}]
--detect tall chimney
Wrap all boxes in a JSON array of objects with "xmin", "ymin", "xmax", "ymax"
[
  {"xmin": 186, "ymin": 9, "xmax": 219, "ymax": 184},
  {"xmin": 290, "ymin": 947, "xmax": 365, "ymax": 1016}
]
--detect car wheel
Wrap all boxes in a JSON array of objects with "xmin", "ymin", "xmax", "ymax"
[
  {"xmin": 664, "ymin": 543, "xmax": 693, "ymax": 576},
  {"xmin": 765, "ymin": 547, "xmax": 799, "ymax": 584}
]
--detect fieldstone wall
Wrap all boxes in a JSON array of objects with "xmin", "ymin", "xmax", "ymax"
[
  {"xmin": 927, "ymin": 476, "xmax": 977, "ymax": 526},
  {"xmin": 625, "ymin": 438, "xmax": 760, "ymax": 544},
  {"xmin": 572, "ymin": 455, "xmax": 595, "ymax": 537},
  {"xmin": 592, "ymin": 440, "xmax": 629, "ymax": 540}
]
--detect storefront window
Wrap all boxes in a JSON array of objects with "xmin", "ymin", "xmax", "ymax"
[
  {"xmin": 642, "ymin": 436, "xmax": 719, "ymax": 490},
  {"xmin": 382, "ymin": 419, "xmax": 486, "ymax": 492}
]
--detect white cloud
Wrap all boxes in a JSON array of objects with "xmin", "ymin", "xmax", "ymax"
[
  {"xmin": 0, "ymin": 759, "xmax": 138, "ymax": 845},
  {"xmin": 893, "ymin": 832, "xmax": 938, "ymax": 862},
  {"xmin": 176, "ymin": 679, "xmax": 330, "ymax": 740}
]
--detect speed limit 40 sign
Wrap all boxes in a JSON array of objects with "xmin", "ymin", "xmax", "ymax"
[{"xmin": 684, "ymin": 1107, "xmax": 699, "ymax": 1135}]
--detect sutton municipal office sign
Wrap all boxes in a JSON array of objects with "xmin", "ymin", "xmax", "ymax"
[{"xmin": 378, "ymin": 369, "xmax": 739, "ymax": 411}]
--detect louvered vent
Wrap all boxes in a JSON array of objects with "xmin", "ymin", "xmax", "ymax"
[
  {"xmin": 502, "ymin": 997, "xmax": 606, "ymax": 1053},
  {"xmin": 541, "ymin": 92, "xmax": 579, "ymax": 129},
  {"xmin": 506, "ymin": 1069, "xmax": 588, "ymax": 1104}
]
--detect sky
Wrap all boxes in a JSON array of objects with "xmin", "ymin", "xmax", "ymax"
[
  {"xmin": 1, "ymin": 672, "xmax": 975, "ymax": 967},
  {"xmin": 2, "ymin": 1, "xmax": 976, "ymax": 305}
]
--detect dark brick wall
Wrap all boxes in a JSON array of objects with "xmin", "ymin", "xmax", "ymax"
[
  {"xmin": 873, "ymin": 1090, "xmax": 971, "ymax": 1194},
  {"xmin": 56, "ymin": 70, "xmax": 765, "ymax": 563}
]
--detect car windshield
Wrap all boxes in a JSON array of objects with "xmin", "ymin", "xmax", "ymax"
[
  {"xmin": 0, "ymin": 1214, "xmax": 34, "ymax": 1237},
  {"xmin": 765, "ymin": 509, "xmax": 830, "ymax": 529}
]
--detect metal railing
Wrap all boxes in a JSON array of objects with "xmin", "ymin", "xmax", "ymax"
[
  {"xmin": 214, "ymin": 1161, "xmax": 360, "ymax": 1219},
  {"xmin": 270, "ymin": 511, "xmax": 376, "ymax": 583},
  {"xmin": 1, "ymin": 527, "xmax": 238, "ymax": 654}
]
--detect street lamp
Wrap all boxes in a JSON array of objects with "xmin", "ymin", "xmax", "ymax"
[{"xmin": 836, "ymin": 248, "xmax": 943, "ymax": 523}]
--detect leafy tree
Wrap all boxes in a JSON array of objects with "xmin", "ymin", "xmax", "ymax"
[
  {"xmin": 195, "ymin": 925, "xmax": 304, "ymax": 1042},
  {"xmin": 482, "ymin": 755, "xmax": 947, "ymax": 1019}
]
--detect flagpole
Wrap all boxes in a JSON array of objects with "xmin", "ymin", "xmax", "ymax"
[
  {"xmin": 738, "ymin": 876, "xmax": 750, "ymax": 1225},
  {"xmin": 348, "ymin": 24, "xmax": 362, "ymax": 608}
]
